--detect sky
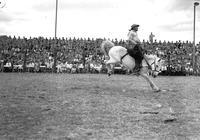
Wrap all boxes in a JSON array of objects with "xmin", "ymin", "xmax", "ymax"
[{"xmin": 0, "ymin": 0, "xmax": 200, "ymax": 43}]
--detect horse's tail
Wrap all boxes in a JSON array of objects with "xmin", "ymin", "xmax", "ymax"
[{"xmin": 101, "ymin": 40, "xmax": 114, "ymax": 57}]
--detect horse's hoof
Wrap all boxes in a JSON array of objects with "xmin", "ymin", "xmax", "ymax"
[
  {"xmin": 154, "ymin": 89, "xmax": 161, "ymax": 92},
  {"xmin": 136, "ymin": 72, "xmax": 141, "ymax": 76},
  {"xmin": 153, "ymin": 75, "xmax": 157, "ymax": 78},
  {"xmin": 132, "ymin": 72, "xmax": 140, "ymax": 76}
]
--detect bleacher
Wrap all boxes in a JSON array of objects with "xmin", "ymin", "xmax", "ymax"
[{"xmin": 0, "ymin": 35, "xmax": 199, "ymax": 75}]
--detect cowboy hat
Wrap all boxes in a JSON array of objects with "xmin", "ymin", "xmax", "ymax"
[{"xmin": 129, "ymin": 24, "xmax": 139, "ymax": 31}]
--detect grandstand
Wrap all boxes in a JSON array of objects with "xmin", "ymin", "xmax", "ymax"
[{"xmin": 0, "ymin": 35, "xmax": 199, "ymax": 75}]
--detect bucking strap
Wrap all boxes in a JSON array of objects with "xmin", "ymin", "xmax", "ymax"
[{"xmin": 121, "ymin": 52, "xmax": 129, "ymax": 62}]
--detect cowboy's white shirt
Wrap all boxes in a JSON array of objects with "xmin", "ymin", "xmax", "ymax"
[{"xmin": 127, "ymin": 30, "xmax": 140, "ymax": 43}]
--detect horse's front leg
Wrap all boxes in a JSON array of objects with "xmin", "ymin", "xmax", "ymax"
[{"xmin": 140, "ymin": 68, "xmax": 160, "ymax": 92}]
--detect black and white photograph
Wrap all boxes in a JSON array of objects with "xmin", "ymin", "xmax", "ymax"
[{"xmin": 0, "ymin": 0, "xmax": 200, "ymax": 139}]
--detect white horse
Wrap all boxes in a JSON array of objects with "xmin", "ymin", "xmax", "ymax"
[{"xmin": 101, "ymin": 40, "xmax": 163, "ymax": 92}]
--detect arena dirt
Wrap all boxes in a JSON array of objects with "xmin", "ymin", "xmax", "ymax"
[{"xmin": 0, "ymin": 73, "xmax": 200, "ymax": 140}]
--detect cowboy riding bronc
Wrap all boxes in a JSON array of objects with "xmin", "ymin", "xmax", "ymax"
[{"xmin": 127, "ymin": 24, "xmax": 151, "ymax": 73}]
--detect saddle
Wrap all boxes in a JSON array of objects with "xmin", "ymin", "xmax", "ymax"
[{"xmin": 127, "ymin": 44, "xmax": 144, "ymax": 73}]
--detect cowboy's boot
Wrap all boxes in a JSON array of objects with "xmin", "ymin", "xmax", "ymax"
[{"xmin": 133, "ymin": 60, "xmax": 141, "ymax": 73}]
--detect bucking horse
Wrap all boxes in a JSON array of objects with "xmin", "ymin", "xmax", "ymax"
[{"xmin": 101, "ymin": 40, "xmax": 163, "ymax": 92}]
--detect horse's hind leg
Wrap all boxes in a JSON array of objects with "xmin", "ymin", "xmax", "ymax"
[
  {"xmin": 107, "ymin": 64, "xmax": 113, "ymax": 76},
  {"xmin": 105, "ymin": 59, "xmax": 117, "ymax": 76}
]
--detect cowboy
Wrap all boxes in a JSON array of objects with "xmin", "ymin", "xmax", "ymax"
[{"xmin": 127, "ymin": 24, "xmax": 150, "ymax": 73}]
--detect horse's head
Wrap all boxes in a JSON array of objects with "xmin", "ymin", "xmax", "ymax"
[{"xmin": 148, "ymin": 55, "xmax": 163, "ymax": 78}]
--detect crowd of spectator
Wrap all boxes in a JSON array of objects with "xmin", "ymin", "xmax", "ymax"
[{"xmin": 0, "ymin": 35, "xmax": 200, "ymax": 75}]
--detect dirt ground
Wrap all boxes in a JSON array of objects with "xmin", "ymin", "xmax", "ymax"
[{"xmin": 0, "ymin": 73, "xmax": 200, "ymax": 140}]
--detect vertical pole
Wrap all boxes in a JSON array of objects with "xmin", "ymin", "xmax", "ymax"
[
  {"xmin": 53, "ymin": 0, "xmax": 58, "ymax": 73},
  {"xmin": 193, "ymin": 4, "xmax": 196, "ymax": 74},
  {"xmin": 193, "ymin": 2, "xmax": 199, "ymax": 75},
  {"xmin": 55, "ymin": 0, "xmax": 58, "ymax": 39}
]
